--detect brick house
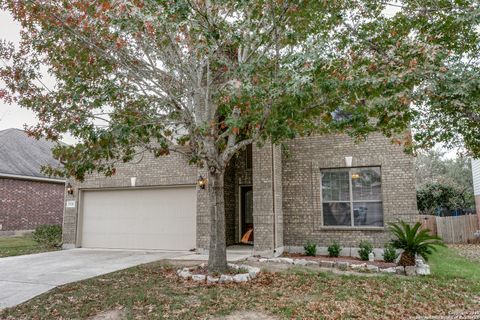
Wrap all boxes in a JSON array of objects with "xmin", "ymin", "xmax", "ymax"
[
  {"xmin": 63, "ymin": 133, "xmax": 418, "ymax": 256},
  {"xmin": 0, "ymin": 128, "xmax": 65, "ymax": 234}
]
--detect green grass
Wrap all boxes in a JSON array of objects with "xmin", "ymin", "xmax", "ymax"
[
  {"xmin": 0, "ymin": 234, "xmax": 57, "ymax": 258},
  {"xmin": 1, "ymin": 247, "xmax": 479, "ymax": 320},
  {"xmin": 428, "ymin": 246, "xmax": 480, "ymax": 282}
]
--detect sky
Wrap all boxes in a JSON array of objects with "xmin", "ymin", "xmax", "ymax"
[
  {"xmin": 0, "ymin": 11, "xmax": 38, "ymax": 132},
  {"xmin": 0, "ymin": 10, "xmax": 76, "ymax": 143}
]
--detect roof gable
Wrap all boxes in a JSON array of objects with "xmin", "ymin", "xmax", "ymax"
[{"xmin": 0, "ymin": 128, "xmax": 63, "ymax": 179}]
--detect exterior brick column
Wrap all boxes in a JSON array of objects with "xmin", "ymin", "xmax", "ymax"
[
  {"xmin": 196, "ymin": 167, "xmax": 210, "ymax": 250},
  {"xmin": 252, "ymin": 142, "xmax": 283, "ymax": 256}
]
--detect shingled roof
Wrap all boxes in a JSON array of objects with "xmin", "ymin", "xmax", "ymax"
[{"xmin": 0, "ymin": 128, "xmax": 64, "ymax": 180}]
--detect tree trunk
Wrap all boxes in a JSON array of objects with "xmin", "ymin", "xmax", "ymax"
[
  {"xmin": 207, "ymin": 169, "xmax": 228, "ymax": 273},
  {"xmin": 398, "ymin": 251, "xmax": 416, "ymax": 267}
]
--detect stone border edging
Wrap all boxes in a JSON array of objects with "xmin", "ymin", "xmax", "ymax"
[
  {"xmin": 251, "ymin": 257, "xmax": 430, "ymax": 276},
  {"xmin": 177, "ymin": 263, "xmax": 261, "ymax": 284}
]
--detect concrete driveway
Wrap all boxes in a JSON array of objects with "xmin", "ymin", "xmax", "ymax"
[{"xmin": 0, "ymin": 248, "xmax": 192, "ymax": 309}]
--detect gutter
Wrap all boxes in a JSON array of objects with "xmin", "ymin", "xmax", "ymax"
[{"xmin": 0, "ymin": 172, "xmax": 65, "ymax": 183}]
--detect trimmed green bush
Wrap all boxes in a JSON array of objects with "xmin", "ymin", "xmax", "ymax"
[
  {"xmin": 304, "ymin": 241, "xmax": 317, "ymax": 256},
  {"xmin": 328, "ymin": 241, "xmax": 342, "ymax": 257},
  {"xmin": 358, "ymin": 240, "xmax": 373, "ymax": 261},
  {"xmin": 383, "ymin": 244, "xmax": 398, "ymax": 263},
  {"xmin": 32, "ymin": 225, "xmax": 62, "ymax": 248}
]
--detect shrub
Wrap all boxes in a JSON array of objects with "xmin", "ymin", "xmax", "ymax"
[
  {"xmin": 358, "ymin": 240, "xmax": 373, "ymax": 261},
  {"xmin": 389, "ymin": 221, "xmax": 445, "ymax": 266},
  {"xmin": 32, "ymin": 225, "xmax": 62, "ymax": 248},
  {"xmin": 383, "ymin": 244, "xmax": 398, "ymax": 263},
  {"xmin": 327, "ymin": 241, "xmax": 342, "ymax": 257},
  {"xmin": 417, "ymin": 182, "xmax": 472, "ymax": 215},
  {"xmin": 304, "ymin": 241, "xmax": 317, "ymax": 256}
]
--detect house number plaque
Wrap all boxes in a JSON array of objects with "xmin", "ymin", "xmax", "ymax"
[{"xmin": 66, "ymin": 200, "xmax": 76, "ymax": 208}]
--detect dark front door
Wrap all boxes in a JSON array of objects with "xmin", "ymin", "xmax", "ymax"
[{"xmin": 240, "ymin": 186, "xmax": 253, "ymax": 243}]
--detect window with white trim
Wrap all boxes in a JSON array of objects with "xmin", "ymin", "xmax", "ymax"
[{"xmin": 321, "ymin": 167, "xmax": 383, "ymax": 227}]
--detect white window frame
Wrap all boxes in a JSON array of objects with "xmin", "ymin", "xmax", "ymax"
[{"xmin": 320, "ymin": 167, "xmax": 383, "ymax": 227}]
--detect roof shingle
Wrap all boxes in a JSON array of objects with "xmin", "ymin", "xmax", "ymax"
[{"xmin": 0, "ymin": 128, "xmax": 63, "ymax": 179}]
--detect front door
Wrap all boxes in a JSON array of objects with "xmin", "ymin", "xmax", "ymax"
[{"xmin": 240, "ymin": 186, "xmax": 253, "ymax": 243}]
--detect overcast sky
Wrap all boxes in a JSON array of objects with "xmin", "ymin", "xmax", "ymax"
[
  {"xmin": 0, "ymin": 10, "xmax": 38, "ymax": 132},
  {"xmin": 0, "ymin": 10, "xmax": 75, "ymax": 143}
]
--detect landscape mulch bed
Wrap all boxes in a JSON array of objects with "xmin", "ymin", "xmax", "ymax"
[
  {"xmin": 282, "ymin": 252, "xmax": 396, "ymax": 268},
  {"xmin": 449, "ymin": 244, "xmax": 480, "ymax": 262}
]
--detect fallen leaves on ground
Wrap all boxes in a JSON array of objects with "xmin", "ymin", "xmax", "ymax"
[
  {"xmin": 449, "ymin": 244, "xmax": 480, "ymax": 262},
  {"xmin": 1, "ymin": 263, "xmax": 479, "ymax": 320}
]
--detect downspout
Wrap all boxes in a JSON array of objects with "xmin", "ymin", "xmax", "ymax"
[{"xmin": 271, "ymin": 143, "xmax": 277, "ymax": 253}]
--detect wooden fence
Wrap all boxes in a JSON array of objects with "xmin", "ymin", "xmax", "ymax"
[{"xmin": 419, "ymin": 214, "xmax": 479, "ymax": 244}]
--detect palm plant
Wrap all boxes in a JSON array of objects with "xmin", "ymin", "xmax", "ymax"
[{"xmin": 388, "ymin": 221, "xmax": 445, "ymax": 267}]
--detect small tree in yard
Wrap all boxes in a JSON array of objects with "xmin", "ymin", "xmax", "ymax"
[
  {"xmin": 389, "ymin": 221, "xmax": 445, "ymax": 267},
  {"xmin": 0, "ymin": 1, "xmax": 478, "ymax": 272}
]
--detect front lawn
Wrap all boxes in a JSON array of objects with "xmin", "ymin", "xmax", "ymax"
[
  {"xmin": 429, "ymin": 246, "xmax": 480, "ymax": 281},
  {"xmin": 0, "ymin": 234, "xmax": 57, "ymax": 258},
  {"xmin": 1, "ymin": 247, "xmax": 479, "ymax": 320}
]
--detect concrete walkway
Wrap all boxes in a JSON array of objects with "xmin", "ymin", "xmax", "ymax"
[
  {"xmin": 0, "ymin": 249, "xmax": 191, "ymax": 309},
  {"xmin": 0, "ymin": 246, "xmax": 253, "ymax": 309},
  {"xmin": 171, "ymin": 245, "xmax": 254, "ymax": 262}
]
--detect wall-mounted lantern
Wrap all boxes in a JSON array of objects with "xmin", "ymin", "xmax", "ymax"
[
  {"xmin": 66, "ymin": 182, "xmax": 74, "ymax": 195},
  {"xmin": 345, "ymin": 156, "xmax": 353, "ymax": 167},
  {"xmin": 197, "ymin": 175, "xmax": 208, "ymax": 189}
]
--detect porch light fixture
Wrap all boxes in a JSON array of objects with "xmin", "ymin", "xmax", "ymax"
[
  {"xmin": 130, "ymin": 177, "xmax": 137, "ymax": 187},
  {"xmin": 345, "ymin": 156, "xmax": 353, "ymax": 167},
  {"xmin": 66, "ymin": 183, "xmax": 74, "ymax": 195},
  {"xmin": 197, "ymin": 175, "xmax": 208, "ymax": 189},
  {"xmin": 351, "ymin": 173, "xmax": 360, "ymax": 180}
]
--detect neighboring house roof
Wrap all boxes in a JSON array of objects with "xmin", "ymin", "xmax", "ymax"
[
  {"xmin": 472, "ymin": 159, "xmax": 480, "ymax": 196},
  {"xmin": 0, "ymin": 128, "xmax": 64, "ymax": 181}
]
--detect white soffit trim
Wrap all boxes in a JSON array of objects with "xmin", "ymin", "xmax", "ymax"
[{"xmin": 0, "ymin": 172, "xmax": 65, "ymax": 184}]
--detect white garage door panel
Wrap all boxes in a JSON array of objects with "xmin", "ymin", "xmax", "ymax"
[{"xmin": 81, "ymin": 187, "xmax": 196, "ymax": 250}]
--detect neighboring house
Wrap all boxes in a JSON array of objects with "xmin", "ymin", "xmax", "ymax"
[
  {"xmin": 63, "ymin": 133, "xmax": 418, "ymax": 256},
  {"xmin": 0, "ymin": 128, "xmax": 65, "ymax": 234},
  {"xmin": 472, "ymin": 159, "xmax": 480, "ymax": 218}
]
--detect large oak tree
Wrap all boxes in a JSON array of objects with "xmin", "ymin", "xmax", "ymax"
[{"xmin": 1, "ymin": 0, "xmax": 478, "ymax": 272}]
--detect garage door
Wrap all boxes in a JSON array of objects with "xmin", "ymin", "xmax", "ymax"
[{"xmin": 80, "ymin": 187, "xmax": 196, "ymax": 250}]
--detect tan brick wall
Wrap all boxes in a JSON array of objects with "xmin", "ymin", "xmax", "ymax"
[
  {"xmin": 252, "ymin": 143, "xmax": 283, "ymax": 254},
  {"xmin": 281, "ymin": 133, "xmax": 418, "ymax": 248},
  {"xmin": 273, "ymin": 144, "xmax": 284, "ymax": 249},
  {"xmin": 195, "ymin": 166, "xmax": 210, "ymax": 250},
  {"xmin": 196, "ymin": 149, "xmax": 253, "ymax": 250},
  {"xmin": 63, "ymin": 133, "xmax": 418, "ymax": 253}
]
